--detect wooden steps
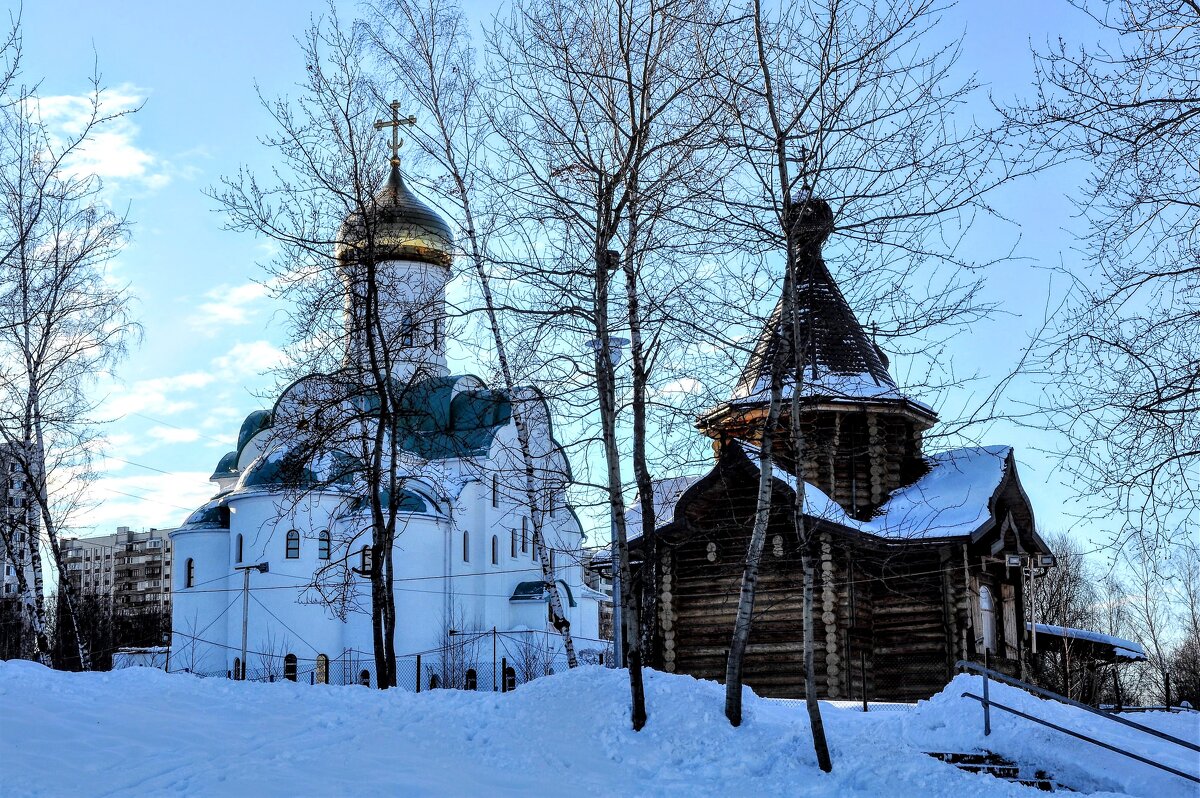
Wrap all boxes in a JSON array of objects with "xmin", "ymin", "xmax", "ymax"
[{"xmin": 926, "ymin": 751, "xmax": 1073, "ymax": 792}]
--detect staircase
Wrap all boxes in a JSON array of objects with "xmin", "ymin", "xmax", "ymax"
[{"xmin": 926, "ymin": 751, "xmax": 1072, "ymax": 792}]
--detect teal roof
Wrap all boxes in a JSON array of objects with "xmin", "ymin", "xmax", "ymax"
[
  {"xmin": 236, "ymin": 410, "xmax": 273, "ymax": 460},
  {"xmin": 180, "ymin": 499, "xmax": 229, "ymax": 529},
  {"xmin": 509, "ymin": 579, "xmax": 577, "ymax": 607},
  {"xmin": 210, "ymin": 450, "xmax": 239, "ymax": 480},
  {"xmin": 395, "ymin": 377, "xmax": 511, "ymax": 460}
]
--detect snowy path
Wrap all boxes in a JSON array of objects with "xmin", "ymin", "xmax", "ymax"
[{"xmin": 0, "ymin": 661, "xmax": 1195, "ymax": 797}]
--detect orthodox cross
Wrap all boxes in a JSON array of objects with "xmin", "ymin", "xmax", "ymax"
[{"xmin": 374, "ymin": 100, "xmax": 417, "ymax": 165}]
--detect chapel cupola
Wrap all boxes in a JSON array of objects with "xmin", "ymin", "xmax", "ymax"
[
  {"xmin": 697, "ymin": 195, "xmax": 938, "ymax": 520},
  {"xmin": 338, "ymin": 102, "xmax": 452, "ymax": 381}
]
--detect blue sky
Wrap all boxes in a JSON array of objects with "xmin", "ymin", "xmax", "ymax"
[{"xmin": 10, "ymin": 0, "xmax": 1105, "ymax": 545}]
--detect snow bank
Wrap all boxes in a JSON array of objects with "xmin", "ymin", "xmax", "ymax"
[
  {"xmin": 903, "ymin": 674, "xmax": 1199, "ymax": 797},
  {"xmin": 1, "ymin": 662, "xmax": 1195, "ymax": 797}
]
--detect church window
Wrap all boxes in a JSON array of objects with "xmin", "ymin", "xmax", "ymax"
[
  {"xmin": 236, "ymin": 534, "xmax": 244, "ymax": 563},
  {"xmin": 511, "ymin": 530, "xmax": 517, "ymax": 559},
  {"xmin": 549, "ymin": 549, "xmax": 556, "ymax": 573},
  {"xmin": 315, "ymin": 654, "xmax": 329, "ymax": 684},
  {"xmin": 432, "ymin": 316, "xmax": 441, "ymax": 349},
  {"xmin": 979, "ymin": 585, "xmax": 997, "ymax": 654},
  {"xmin": 286, "ymin": 530, "xmax": 300, "ymax": 559},
  {"xmin": 318, "ymin": 530, "xmax": 330, "ymax": 560},
  {"xmin": 284, "ymin": 654, "xmax": 297, "ymax": 682},
  {"xmin": 360, "ymin": 545, "xmax": 373, "ymax": 575},
  {"xmin": 503, "ymin": 666, "xmax": 516, "ymax": 692},
  {"xmin": 429, "ymin": 674, "xmax": 441, "ymax": 690},
  {"xmin": 491, "ymin": 535, "xmax": 499, "ymax": 565},
  {"xmin": 491, "ymin": 475, "xmax": 499, "ymax": 507},
  {"xmin": 521, "ymin": 517, "xmax": 529, "ymax": 554},
  {"xmin": 465, "ymin": 668, "xmax": 477, "ymax": 690},
  {"xmin": 359, "ymin": 669, "xmax": 371, "ymax": 687},
  {"xmin": 232, "ymin": 657, "xmax": 242, "ymax": 681},
  {"xmin": 462, "ymin": 531, "xmax": 469, "ymax": 562},
  {"xmin": 184, "ymin": 558, "xmax": 194, "ymax": 588},
  {"xmin": 400, "ymin": 313, "xmax": 415, "ymax": 347}
]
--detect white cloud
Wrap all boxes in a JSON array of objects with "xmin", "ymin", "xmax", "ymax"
[
  {"xmin": 189, "ymin": 281, "xmax": 272, "ymax": 333},
  {"xmin": 102, "ymin": 371, "xmax": 217, "ymax": 419},
  {"xmin": 147, "ymin": 426, "xmax": 201, "ymax": 444},
  {"xmin": 37, "ymin": 84, "xmax": 169, "ymax": 193},
  {"xmin": 80, "ymin": 471, "xmax": 215, "ymax": 534},
  {"xmin": 211, "ymin": 339, "xmax": 287, "ymax": 378}
]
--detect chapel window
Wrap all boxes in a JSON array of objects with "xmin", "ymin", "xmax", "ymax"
[
  {"xmin": 465, "ymin": 668, "xmax": 477, "ymax": 691},
  {"xmin": 184, "ymin": 558, "xmax": 194, "ymax": 588},
  {"xmin": 233, "ymin": 657, "xmax": 243, "ymax": 681},
  {"xmin": 400, "ymin": 313, "xmax": 415, "ymax": 347},
  {"xmin": 286, "ymin": 529, "xmax": 300, "ymax": 559},
  {"xmin": 462, "ymin": 531, "xmax": 470, "ymax": 562},
  {"xmin": 359, "ymin": 669, "xmax": 371, "ymax": 687},
  {"xmin": 503, "ymin": 666, "xmax": 516, "ymax": 692},
  {"xmin": 491, "ymin": 535, "xmax": 499, "ymax": 565},
  {"xmin": 521, "ymin": 517, "xmax": 528, "ymax": 554},
  {"xmin": 318, "ymin": 530, "xmax": 331, "ymax": 560},
  {"xmin": 236, "ymin": 534, "xmax": 244, "ymax": 563},
  {"xmin": 491, "ymin": 475, "xmax": 499, "ymax": 507},
  {"xmin": 360, "ymin": 545, "xmax": 373, "ymax": 575},
  {"xmin": 511, "ymin": 530, "xmax": 518, "ymax": 559},
  {"xmin": 315, "ymin": 654, "xmax": 329, "ymax": 685},
  {"xmin": 284, "ymin": 654, "xmax": 297, "ymax": 682}
]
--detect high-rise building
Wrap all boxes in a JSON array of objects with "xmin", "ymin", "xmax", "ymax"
[
  {"xmin": 0, "ymin": 448, "xmax": 35, "ymax": 601},
  {"xmin": 60, "ymin": 527, "xmax": 174, "ymax": 615}
]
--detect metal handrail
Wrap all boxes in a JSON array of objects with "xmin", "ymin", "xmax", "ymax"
[
  {"xmin": 960, "ymin": 692, "xmax": 1199, "ymax": 784},
  {"xmin": 956, "ymin": 659, "xmax": 1199, "ymax": 753}
]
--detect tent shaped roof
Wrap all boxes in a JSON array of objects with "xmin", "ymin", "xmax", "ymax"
[{"xmin": 723, "ymin": 198, "xmax": 933, "ymax": 417}]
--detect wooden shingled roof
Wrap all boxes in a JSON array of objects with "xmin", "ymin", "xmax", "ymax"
[{"xmin": 730, "ymin": 198, "xmax": 898, "ymax": 402}]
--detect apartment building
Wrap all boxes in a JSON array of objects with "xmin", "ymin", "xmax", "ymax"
[
  {"xmin": 0, "ymin": 448, "xmax": 35, "ymax": 601},
  {"xmin": 61, "ymin": 527, "xmax": 174, "ymax": 614}
]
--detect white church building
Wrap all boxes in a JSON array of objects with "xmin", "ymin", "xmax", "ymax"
[{"xmin": 170, "ymin": 150, "xmax": 605, "ymax": 688}]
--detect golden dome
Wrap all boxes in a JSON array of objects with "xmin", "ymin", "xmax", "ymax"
[{"xmin": 338, "ymin": 164, "xmax": 453, "ymax": 267}]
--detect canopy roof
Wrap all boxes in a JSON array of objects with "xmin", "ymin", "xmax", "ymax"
[{"xmin": 1029, "ymin": 623, "xmax": 1148, "ymax": 663}]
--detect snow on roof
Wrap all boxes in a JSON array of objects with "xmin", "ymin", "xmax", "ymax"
[
  {"xmin": 618, "ymin": 443, "xmax": 1012, "ymax": 547},
  {"xmin": 733, "ymin": 371, "xmax": 935, "ymax": 416},
  {"xmin": 1029, "ymin": 623, "xmax": 1148, "ymax": 662},
  {"xmin": 625, "ymin": 474, "xmax": 707, "ymax": 535},
  {"xmin": 745, "ymin": 443, "xmax": 1012, "ymax": 540}
]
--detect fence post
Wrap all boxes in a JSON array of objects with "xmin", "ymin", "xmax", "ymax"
[
  {"xmin": 860, "ymin": 651, "xmax": 868, "ymax": 713},
  {"xmin": 1165, "ymin": 671, "xmax": 1171, "ymax": 711},
  {"xmin": 416, "ymin": 654, "xmax": 422, "ymax": 693},
  {"xmin": 310, "ymin": 671, "xmax": 314, "ymax": 685},
  {"xmin": 983, "ymin": 648, "xmax": 991, "ymax": 736},
  {"xmin": 501, "ymin": 657, "xmax": 508, "ymax": 693}
]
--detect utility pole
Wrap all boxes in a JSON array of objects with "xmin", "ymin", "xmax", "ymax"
[
  {"xmin": 493, "ymin": 626, "xmax": 497, "ymax": 691},
  {"xmin": 234, "ymin": 562, "xmax": 269, "ymax": 679}
]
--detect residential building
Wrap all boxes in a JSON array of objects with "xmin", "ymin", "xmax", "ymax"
[{"xmin": 61, "ymin": 527, "xmax": 174, "ymax": 615}]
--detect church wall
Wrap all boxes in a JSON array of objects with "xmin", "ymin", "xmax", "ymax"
[{"xmin": 169, "ymin": 526, "xmax": 231, "ymax": 675}]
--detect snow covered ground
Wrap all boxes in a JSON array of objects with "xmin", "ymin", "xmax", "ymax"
[{"xmin": 0, "ymin": 661, "xmax": 1195, "ymax": 797}]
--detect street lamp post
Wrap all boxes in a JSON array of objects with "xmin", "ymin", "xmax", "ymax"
[{"xmin": 234, "ymin": 562, "xmax": 269, "ymax": 679}]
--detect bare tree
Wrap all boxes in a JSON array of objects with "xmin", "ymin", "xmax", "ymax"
[
  {"xmin": 1004, "ymin": 0, "xmax": 1199, "ymax": 554},
  {"xmin": 212, "ymin": 8, "xmax": 446, "ymax": 689},
  {"xmin": 366, "ymin": 0, "xmax": 582, "ymax": 667},
  {"xmin": 712, "ymin": 0, "xmax": 1039, "ymax": 767},
  {"xmin": 0, "ymin": 31, "xmax": 137, "ymax": 670}
]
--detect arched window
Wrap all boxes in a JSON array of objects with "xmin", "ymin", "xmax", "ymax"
[
  {"xmin": 360, "ymin": 545, "xmax": 373, "ymax": 575},
  {"xmin": 318, "ymin": 530, "xmax": 330, "ymax": 560},
  {"xmin": 462, "ymin": 531, "xmax": 470, "ymax": 562},
  {"xmin": 233, "ymin": 657, "xmax": 242, "ymax": 681},
  {"xmin": 465, "ymin": 668, "xmax": 477, "ymax": 690},
  {"xmin": 491, "ymin": 474, "xmax": 499, "ymax": 507},
  {"xmin": 286, "ymin": 529, "xmax": 300, "ymax": 559},
  {"xmin": 236, "ymin": 534, "xmax": 243, "ymax": 563},
  {"xmin": 521, "ymin": 517, "xmax": 528, "ymax": 554},
  {"xmin": 549, "ymin": 549, "xmax": 556, "ymax": 573},
  {"xmin": 431, "ymin": 316, "xmax": 441, "ymax": 349},
  {"xmin": 284, "ymin": 654, "xmax": 297, "ymax": 682},
  {"xmin": 359, "ymin": 669, "xmax": 370, "ymax": 687},
  {"xmin": 184, "ymin": 558, "xmax": 194, "ymax": 588},
  {"xmin": 979, "ymin": 585, "xmax": 997, "ymax": 654},
  {"xmin": 429, "ymin": 674, "xmax": 441, "ymax": 690},
  {"xmin": 491, "ymin": 535, "xmax": 498, "ymax": 565},
  {"xmin": 400, "ymin": 313, "xmax": 415, "ymax": 347},
  {"xmin": 503, "ymin": 666, "xmax": 516, "ymax": 692},
  {"xmin": 511, "ymin": 530, "xmax": 518, "ymax": 559},
  {"xmin": 315, "ymin": 654, "xmax": 329, "ymax": 685}
]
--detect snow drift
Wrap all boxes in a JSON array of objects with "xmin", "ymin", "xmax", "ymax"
[{"xmin": 0, "ymin": 661, "xmax": 1194, "ymax": 797}]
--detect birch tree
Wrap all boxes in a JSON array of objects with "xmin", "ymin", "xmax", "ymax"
[
  {"xmin": 366, "ymin": 0, "xmax": 581, "ymax": 667},
  {"xmin": 0, "ymin": 29, "xmax": 136, "ymax": 669},
  {"xmin": 715, "ymin": 0, "xmax": 1037, "ymax": 766}
]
